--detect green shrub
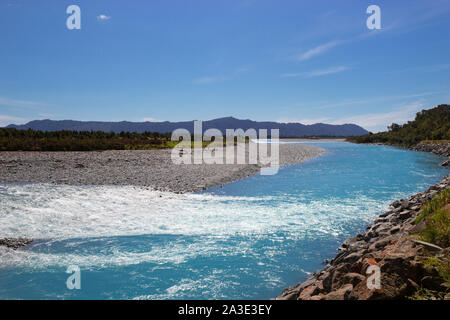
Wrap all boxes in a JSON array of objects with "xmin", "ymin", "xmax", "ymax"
[{"xmin": 415, "ymin": 188, "xmax": 450, "ymax": 248}]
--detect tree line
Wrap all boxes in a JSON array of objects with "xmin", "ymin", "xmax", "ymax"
[{"xmin": 0, "ymin": 128, "xmax": 175, "ymax": 151}]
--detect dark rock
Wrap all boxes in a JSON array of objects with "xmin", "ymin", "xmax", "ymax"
[
  {"xmin": 420, "ymin": 276, "xmax": 443, "ymax": 291},
  {"xmin": 374, "ymin": 217, "xmax": 388, "ymax": 223},
  {"xmin": 389, "ymin": 225, "xmax": 401, "ymax": 234},
  {"xmin": 379, "ymin": 211, "xmax": 393, "ymax": 218},
  {"xmin": 368, "ymin": 238, "xmax": 392, "ymax": 251},
  {"xmin": 342, "ymin": 273, "xmax": 366, "ymax": 286},
  {"xmin": 400, "ymin": 200, "xmax": 410, "ymax": 209},
  {"xmin": 343, "ymin": 251, "xmax": 364, "ymax": 263},
  {"xmin": 323, "ymin": 284, "xmax": 353, "ymax": 300},
  {"xmin": 0, "ymin": 237, "xmax": 33, "ymax": 249},
  {"xmin": 298, "ymin": 285, "xmax": 320, "ymax": 300},
  {"xmin": 391, "ymin": 200, "xmax": 401, "ymax": 208},
  {"xmin": 277, "ymin": 292, "xmax": 297, "ymax": 300},
  {"xmin": 398, "ymin": 210, "xmax": 411, "ymax": 220}
]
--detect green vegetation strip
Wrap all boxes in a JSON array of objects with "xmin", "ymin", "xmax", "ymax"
[
  {"xmin": 410, "ymin": 188, "xmax": 450, "ymax": 299},
  {"xmin": 0, "ymin": 128, "xmax": 175, "ymax": 151},
  {"xmin": 415, "ymin": 188, "xmax": 450, "ymax": 248},
  {"xmin": 0, "ymin": 128, "xmax": 250, "ymax": 151}
]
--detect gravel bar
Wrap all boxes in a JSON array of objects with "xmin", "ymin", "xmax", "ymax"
[{"xmin": 0, "ymin": 143, "xmax": 324, "ymax": 193}]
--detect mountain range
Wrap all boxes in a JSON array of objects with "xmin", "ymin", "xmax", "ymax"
[{"xmin": 6, "ymin": 117, "xmax": 369, "ymax": 137}]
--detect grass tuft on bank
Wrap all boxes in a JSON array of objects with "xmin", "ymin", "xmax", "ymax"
[
  {"xmin": 415, "ymin": 188, "xmax": 450, "ymax": 248},
  {"xmin": 410, "ymin": 188, "xmax": 450, "ymax": 300}
]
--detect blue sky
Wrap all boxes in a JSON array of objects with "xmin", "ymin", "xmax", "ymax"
[{"xmin": 1, "ymin": 0, "xmax": 450, "ymax": 132}]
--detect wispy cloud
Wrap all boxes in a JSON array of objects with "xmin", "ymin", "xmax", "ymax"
[
  {"xmin": 97, "ymin": 14, "xmax": 111, "ymax": 21},
  {"xmin": 0, "ymin": 114, "xmax": 27, "ymax": 127},
  {"xmin": 296, "ymin": 40, "xmax": 341, "ymax": 61},
  {"xmin": 141, "ymin": 117, "xmax": 162, "ymax": 122},
  {"xmin": 193, "ymin": 67, "xmax": 248, "ymax": 85},
  {"xmin": 292, "ymin": 2, "xmax": 450, "ymax": 63},
  {"xmin": 0, "ymin": 96, "xmax": 46, "ymax": 109},
  {"xmin": 289, "ymin": 91, "xmax": 442, "ymax": 111},
  {"xmin": 331, "ymin": 101, "xmax": 426, "ymax": 132},
  {"xmin": 276, "ymin": 117, "xmax": 331, "ymax": 125},
  {"xmin": 277, "ymin": 101, "xmax": 427, "ymax": 132},
  {"xmin": 193, "ymin": 75, "xmax": 228, "ymax": 85},
  {"xmin": 281, "ymin": 66, "xmax": 350, "ymax": 78}
]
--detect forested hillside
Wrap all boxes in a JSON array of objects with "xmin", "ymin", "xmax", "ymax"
[{"xmin": 347, "ymin": 105, "xmax": 450, "ymax": 146}]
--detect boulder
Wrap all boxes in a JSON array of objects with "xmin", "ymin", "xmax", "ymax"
[
  {"xmin": 323, "ymin": 284, "xmax": 353, "ymax": 300},
  {"xmin": 298, "ymin": 285, "xmax": 320, "ymax": 300},
  {"xmin": 342, "ymin": 273, "xmax": 366, "ymax": 286},
  {"xmin": 0, "ymin": 238, "xmax": 33, "ymax": 249},
  {"xmin": 412, "ymin": 240, "xmax": 443, "ymax": 252},
  {"xmin": 439, "ymin": 159, "xmax": 449, "ymax": 167}
]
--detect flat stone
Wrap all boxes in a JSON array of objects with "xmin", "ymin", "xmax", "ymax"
[
  {"xmin": 343, "ymin": 251, "xmax": 364, "ymax": 263},
  {"xmin": 379, "ymin": 211, "xmax": 392, "ymax": 218},
  {"xmin": 342, "ymin": 273, "xmax": 366, "ymax": 286},
  {"xmin": 412, "ymin": 240, "xmax": 443, "ymax": 252},
  {"xmin": 369, "ymin": 238, "xmax": 392, "ymax": 251},
  {"xmin": 389, "ymin": 225, "xmax": 401, "ymax": 234},
  {"xmin": 298, "ymin": 285, "xmax": 319, "ymax": 300},
  {"xmin": 399, "ymin": 210, "xmax": 411, "ymax": 219},
  {"xmin": 400, "ymin": 200, "xmax": 410, "ymax": 209},
  {"xmin": 323, "ymin": 284, "xmax": 353, "ymax": 300}
]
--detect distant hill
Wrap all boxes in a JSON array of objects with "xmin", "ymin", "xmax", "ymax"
[
  {"xmin": 347, "ymin": 104, "xmax": 450, "ymax": 146},
  {"xmin": 6, "ymin": 117, "xmax": 368, "ymax": 137}
]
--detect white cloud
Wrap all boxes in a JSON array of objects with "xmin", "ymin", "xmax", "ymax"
[
  {"xmin": 0, "ymin": 114, "xmax": 27, "ymax": 127},
  {"xmin": 193, "ymin": 76, "xmax": 228, "ymax": 85},
  {"xmin": 193, "ymin": 67, "xmax": 248, "ymax": 85},
  {"xmin": 141, "ymin": 117, "xmax": 162, "ymax": 122},
  {"xmin": 97, "ymin": 14, "xmax": 111, "ymax": 21},
  {"xmin": 276, "ymin": 100, "xmax": 431, "ymax": 132},
  {"xmin": 286, "ymin": 91, "xmax": 441, "ymax": 111},
  {"xmin": 330, "ymin": 101, "xmax": 426, "ymax": 132},
  {"xmin": 0, "ymin": 96, "xmax": 46, "ymax": 108},
  {"xmin": 292, "ymin": 26, "xmax": 391, "ymax": 63},
  {"xmin": 297, "ymin": 40, "xmax": 341, "ymax": 61},
  {"xmin": 281, "ymin": 66, "xmax": 350, "ymax": 78},
  {"xmin": 276, "ymin": 117, "xmax": 331, "ymax": 125}
]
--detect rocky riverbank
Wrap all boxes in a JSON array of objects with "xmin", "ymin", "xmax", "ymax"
[
  {"xmin": 277, "ymin": 174, "xmax": 450, "ymax": 300},
  {"xmin": 411, "ymin": 142, "xmax": 449, "ymax": 167},
  {"xmin": 411, "ymin": 141, "xmax": 450, "ymax": 158}
]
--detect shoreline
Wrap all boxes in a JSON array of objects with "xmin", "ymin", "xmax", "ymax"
[
  {"xmin": 277, "ymin": 142, "xmax": 450, "ymax": 300},
  {"xmin": 0, "ymin": 143, "xmax": 325, "ymax": 194},
  {"xmin": 0, "ymin": 143, "xmax": 325, "ymax": 250}
]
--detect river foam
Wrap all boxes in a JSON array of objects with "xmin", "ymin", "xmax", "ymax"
[{"xmin": 0, "ymin": 142, "xmax": 447, "ymax": 299}]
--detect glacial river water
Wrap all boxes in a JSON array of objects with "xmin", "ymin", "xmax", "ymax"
[{"xmin": 0, "ymin": 142, "xmax": 447, "ymax": 299}]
